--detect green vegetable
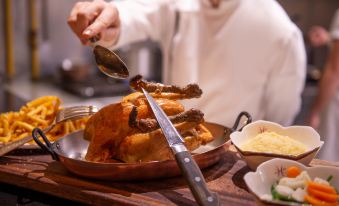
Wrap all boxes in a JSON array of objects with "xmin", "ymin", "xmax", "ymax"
[
  {"xmin": 271, "ymin": 185, "xmax": 296, "ymax": 202},
  {"xmin": 326, "ymin": 175, "xmax": 333, "ymax": 182}
]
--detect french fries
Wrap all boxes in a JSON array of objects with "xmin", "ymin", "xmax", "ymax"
[
  {"xmin": 46, "ymin": 118, "xmax": 89, "ymax": 142},
  {"xmin": 0, "ymin": 96, "xmax": 88, "ymax": 144}
]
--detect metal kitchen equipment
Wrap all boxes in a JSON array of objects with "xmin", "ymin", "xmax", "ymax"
[
  {"xmin": 57, "ymin": 39, "xmax": 130, "ymax": 97},
  {"xmin": 93, "ymin": 45, "xmax": 129, "ymax": 79},
  {"xmin": 89, "ymin": 35, "xmax": 129, "ymax": 80},
  {"xmin": 0, "ymin": 105, "xmax": 98, "ymax": 157},
  {"xmin": 60, "ymin": 38, "xmax": 160, "ymax": 97},
  {"xmin": 141, "ymin": 88, "xmax": 219, "ymax": 206},
  {"xmin": 57, "ymin": 58, "xmax": 131, "ymax": 98},
  {"xmin": 31, "ymin": 112, "xmax": 251, "ymax": 181}
]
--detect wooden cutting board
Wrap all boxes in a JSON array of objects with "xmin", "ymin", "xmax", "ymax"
[
  {"xmin": 0, "ymin": 150, "xmax": 337, "ymax": 206},
  {"xmin": 0, "ymin": 150, "xmax": 258, "ymax": 206}
]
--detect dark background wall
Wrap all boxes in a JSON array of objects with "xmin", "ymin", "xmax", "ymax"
[{"xmin": 278, "ymin": 0, "xmax": 339, "ymax": 33}]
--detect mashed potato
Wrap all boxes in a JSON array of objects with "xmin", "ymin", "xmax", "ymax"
[{"xmin": 240, "ymin": 131, "xmax": 307, "ymax": 156}]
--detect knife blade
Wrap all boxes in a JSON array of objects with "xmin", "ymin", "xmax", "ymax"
[{"xmin": 142, "ymin": 88, "xmax": 219, "ymax": 206}]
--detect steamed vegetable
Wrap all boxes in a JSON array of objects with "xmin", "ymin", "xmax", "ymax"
[
  {"xmin": 307, "ymin": 181, "xmax": 337, "ymax": 194},
  {"xmin": 269, "ymin": 166, "xmax": 338, "ymax": 205},
  {"xmin": 286, "ymin": 166, "xmax": 301, "ymax": 178}
]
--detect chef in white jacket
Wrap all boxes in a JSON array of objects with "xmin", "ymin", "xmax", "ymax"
[{"xmin": 68, "ymin": 0, "xmax": 306, "ymax": 127}]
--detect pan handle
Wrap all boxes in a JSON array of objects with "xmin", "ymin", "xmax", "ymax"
[
  {"xmin": 32, "ymin": 128, "xmax": 59, "ymax": 160},
  {"xmin": 231, "ymin": 111, "xmax": 252, "ymax": 132}
]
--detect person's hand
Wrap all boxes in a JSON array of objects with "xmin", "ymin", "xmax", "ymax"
[
  {"xmin": 308, "ymin": 26, "xmax": 330, "ymax": 48},
  {"xmin": 306, "ymin": 111, "xmax": 320, "ymax": 130},
  {"xmin": 67, "ymin": 0, "xmax": 120, "ymax": 45}
]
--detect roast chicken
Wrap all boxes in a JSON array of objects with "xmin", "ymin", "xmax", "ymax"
[{"xmin": 84, "ymin": 75, "xmax": 214, "ymax": 163}]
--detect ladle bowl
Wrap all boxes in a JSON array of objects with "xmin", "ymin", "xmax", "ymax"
[{"xmin": 93, "ymin": 45, "xmax": 129, "ymax": 79}]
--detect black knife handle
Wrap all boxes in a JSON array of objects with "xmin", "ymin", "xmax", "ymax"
[{"xmin": 174, "ymin": 150, "xmax": 220, "ymax": 206}]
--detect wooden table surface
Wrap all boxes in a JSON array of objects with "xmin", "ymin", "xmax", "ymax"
[{"xmin": 0, "ymin": 149, "xmax": 338, "ymax": 206}]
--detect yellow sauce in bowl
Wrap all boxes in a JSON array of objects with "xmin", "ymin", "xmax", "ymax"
[{"xmin": 240, "ymin": 131, "xmax": 307, "ymax": 156}]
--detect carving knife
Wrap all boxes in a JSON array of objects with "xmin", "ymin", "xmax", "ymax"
[{"xmin": 142, "ymin": 88, "xmax": 219, "ymax": 206}]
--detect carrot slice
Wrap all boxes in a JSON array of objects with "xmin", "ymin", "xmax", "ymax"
[
  {"xmin": 286, "ymin": 166, "xmax": 301, "ymax": 178},
  {"xmin": 308, "ymin": 187, "xmax": 338, "ymax": 203},
  {"xmin": 304, "ymin": 195, "xmax": 337, "ymax": 206},
  {"xmin": 308, "ymin": 181, "xmax": 337, "ymax": 194}
]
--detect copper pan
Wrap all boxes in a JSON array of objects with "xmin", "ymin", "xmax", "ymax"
[{"xmin": 32, "ymin": 112, "xmax": 251, "ymax": 181}]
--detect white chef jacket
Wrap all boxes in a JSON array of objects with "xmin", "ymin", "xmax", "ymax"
[{"xmin": 100, "ymin": 0, "xmax": 306, "ymax": 127}]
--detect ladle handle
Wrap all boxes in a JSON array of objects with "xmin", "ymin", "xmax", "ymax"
[
  {"xmin": 32, "ymin": 128, "xmax": 59, "ymax": 160},
  {"xmin": 231, "ymin": 111, "xmax": 252, "ymax": 132}
]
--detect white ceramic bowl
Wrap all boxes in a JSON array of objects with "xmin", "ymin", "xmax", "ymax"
[
  {"xmin": 230, "ymin": 120, "xmax": 324, "ymax": 170},
  {"xmin": 244, "ymin": 158, "xmax": 339, "ymax": 206}
]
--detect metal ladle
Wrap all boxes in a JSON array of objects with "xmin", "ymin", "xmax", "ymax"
[{"xmin": 90, "ymin": 36, "xmax": 129, "ymax": 79}]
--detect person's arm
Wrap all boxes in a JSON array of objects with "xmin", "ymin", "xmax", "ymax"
[
  {"xmin": 67, "ymin": 0, "xmax": 175, "ymax": 48},
  {"xmin": 263, "ymin": 30, "xmax": 306, "ymax": 126},
  {"xmin": 68, "ymin": 0, "xmax": 121, "ymax": 46},
  {"xmin": 308, "ymin": 40, "xmax": 339, "ymax": 128},
  {"xmin": 111, "ymin": 0, "xmax": 176, "ymax": 49}
]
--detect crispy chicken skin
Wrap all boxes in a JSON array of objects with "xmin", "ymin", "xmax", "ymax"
[
  {"xmin": 84, "ymin": 95, "xmax": 184, "ymax": 162},
  {"xmin": 118, "ymin": 123, "xmax": 213, "ymax": 163},
  {"xmin": 84, "ymin": 76, "xmax": 213, "ymax": 163}
]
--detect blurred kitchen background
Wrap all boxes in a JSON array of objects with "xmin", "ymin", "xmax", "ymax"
[{"xmin": 1, "ymin": 0, "xmax": 339, "ymax": 125}]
